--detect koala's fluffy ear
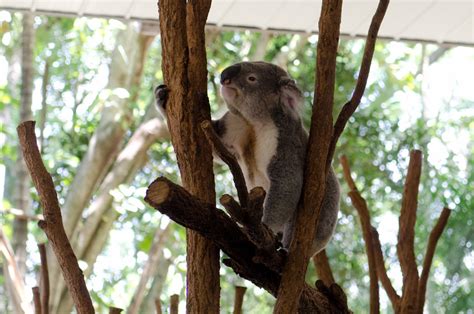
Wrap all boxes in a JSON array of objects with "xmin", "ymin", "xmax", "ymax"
[{"xmin": 279, "ymin": 77, "xmax": 303, "ymax": 119}]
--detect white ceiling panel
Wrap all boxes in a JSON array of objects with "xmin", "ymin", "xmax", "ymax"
[{"xmin": 0, "ymin": 0, "xmax": 472, "ymax": 46}]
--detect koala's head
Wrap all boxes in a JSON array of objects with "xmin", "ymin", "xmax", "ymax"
[{"xmin": 220, "ymin": 61, "xmax": 303, "ymax": 122}]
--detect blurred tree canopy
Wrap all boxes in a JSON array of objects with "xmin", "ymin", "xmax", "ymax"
[{"xmin": 0, "ymin": 12, "xmax": 472, "ymax": 313}]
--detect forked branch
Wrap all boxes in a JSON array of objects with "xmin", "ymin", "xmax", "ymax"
[{"xmin": 327, "ymin": 0, "xmax": 390, "ymax": 168}]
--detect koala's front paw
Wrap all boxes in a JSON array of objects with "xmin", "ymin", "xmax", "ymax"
[{"xmin": 154, "ymin": 84, "xmax": 170, "ymax": 111}]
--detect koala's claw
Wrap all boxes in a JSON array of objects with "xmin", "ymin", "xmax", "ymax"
[{"xmin": 154, "ymin": 84, "xmax": 169, "ymax": 110}]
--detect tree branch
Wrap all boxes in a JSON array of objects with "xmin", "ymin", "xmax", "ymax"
[
  {"xmin": 16, "ymin": 121, "xmax": 94, "ymax": 314},
  {"xmin": 416, "ymin": 207, "xmax": 451, "ymax": 313},
  {"xmin": 340, "ymin": 155, "xmax": 379, "ymax": 313},
  {"xmin": 233, "ymin": 286, "xmax": 247, "ymax": 314},
  {"xmin": 38, "ymin": 243, "xmax": 50, "ymax": 314},
  {"xmin": 397, "ymin": 150, "xmax": 421, "ymax": 311},
  {"xmin": 371, "ymin": 227, "xmax": 401, "ymax": 311},
  {"xmin": 275, "ymin": 1, "xmax": 343, "ymax": 312},
  {"xmin": 312, "ymin": 251, "xmax": 335, "ymax": 287},
  {"xmin": 170, "ymin": 294, "xmax": 179, "ymax": 314},
  {"xmin": 33, "ymin": 286, "xmax": 42, "ymax": 314},
  {"xmin": 201, "ymin": 120, "xmax": 248, "ymax": 207},
  {"xmin": 145, "ymin": 177, "xmax": 350, "ymax": 313},
  {"xmin": 327, "ymin": 0, "xmax": 390, "ymax": 168}
]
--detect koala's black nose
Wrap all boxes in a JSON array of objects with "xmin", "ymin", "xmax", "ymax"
[{"xmin": 220, "ymin": 64, "xmax": 241, "ymax": 85}]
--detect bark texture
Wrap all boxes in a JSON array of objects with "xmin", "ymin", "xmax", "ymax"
[
  {"xmin": 145, "ymin": 178, "xmax": 351, "ymax": 313},
  {"xmin": 158, "ymin": 1, "xmax": 220, "ymax": 312},
  {"xmin": 17, "ymin": 121, "xmax": 94, "ymax": 314},
  {"xmin": 274, "ymin": 1, "xmax": 343, "ymax": 312}
]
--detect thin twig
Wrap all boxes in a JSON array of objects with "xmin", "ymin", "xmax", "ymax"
[
  {"xmin": 416, "ymin": 207, "xmax": 451, "ymax": 313},
  {"xmin": 155, "ymin": 298, "xmax": 162, "ymax": 314},
  {"xmin": 340, "ymin": 156, "xmax": 379, "ymax": 313},
  {"xmin": 201, "ymin": 120, "xmax": 249, "ymax": 207},
  {"xmin": 32, "ymin": 287, "xmax": 41, "ymax": 314},
  {"xmin": 327, "ymin": 0, "xmax": 390, "ymax": 168},
  {"xmin": 233, "ymin": 286, "xmax": 247, "ymax": 314},
  {"xmin": 339, "ymin": 155, "xmax": 357, "ymax": 191},
  {"xmin": 38, "ymin": 243, "xmax": 49, "ymax": 314},
  {"xmin": 16, "ymin": 121, "xmax": 94, "ymax": 314},
  {"xmin": 312, "ymin": 250, "xmax": 335, "ymax": 286},
  {"xmin": 371, "ymin": 227, "xmax": 401, "ymax": 311}
]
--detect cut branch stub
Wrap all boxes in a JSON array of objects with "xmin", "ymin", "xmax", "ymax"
[{"xmin": 145, "ymin": 177, "xmax": 351, "ymax": 313}]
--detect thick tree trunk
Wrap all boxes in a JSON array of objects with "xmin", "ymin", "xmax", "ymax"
[
  {"xmin": 158, "ymin": 1, "xmax": 220, "ymax": 312},
  {"xmin": 12, "ymin": 12, "xmax": 34, "ymax": 277}
]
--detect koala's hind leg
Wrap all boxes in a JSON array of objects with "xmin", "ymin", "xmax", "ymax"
[{"xmin": 282, "ymin": 168, "xmax": 340, "ymax": 257}]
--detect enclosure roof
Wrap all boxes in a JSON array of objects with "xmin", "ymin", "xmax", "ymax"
[{"xmin": 1, "ymin": 0, "xmax": 473, "ymax": 46}]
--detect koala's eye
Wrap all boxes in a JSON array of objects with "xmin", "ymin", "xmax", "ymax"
[{"xmin": 247, "ymin": 75, "xmax": 257, "ymax": 82}]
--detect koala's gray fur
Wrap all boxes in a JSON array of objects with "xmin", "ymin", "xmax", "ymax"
[{"xmin": 155, "ymin": 61, "xmax": 340, "ymax": 257}]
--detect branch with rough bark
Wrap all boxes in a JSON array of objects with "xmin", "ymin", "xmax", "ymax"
[
  {"xmin": 145, "ymin": 177, "xmax": 350, "ymax": 313},
  {"xmin": 340, "ymin": 152, "xmax": 451, "ymax": 313},
  {"xmin": 275, "ymin": 0, "xmax": 390, "ymax": 312},
  {"xmin": 157, "ymin": 1, "xmax": 220, "ymax": 312},
  {"xmin": 17, "ymin": 121, "xmax": 94, "ymax": 314}
]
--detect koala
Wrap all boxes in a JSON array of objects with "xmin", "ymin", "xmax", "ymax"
[{"xmin": 155, "ymin": 61, "xmax": 340, "ymax": 257}]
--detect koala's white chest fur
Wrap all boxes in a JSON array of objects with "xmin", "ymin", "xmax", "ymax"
[{"xmin": 220, "ymin": 113, "xmax": 278, "ymax": 193}]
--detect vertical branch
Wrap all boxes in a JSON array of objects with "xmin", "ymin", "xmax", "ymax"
[
  {"xmin": 371, "ymin": 228, "xmax": 401, "ymax": 311},
  {"xmin": 416, "ymin": 207, "xmax": 451, "ymax": 313},
  {"xmin": 154, "ymin": 299, "xmax": 162, "ymax": 314},
  {"xmin": 312, "ymin": 251, "xmax": 335, "ymax": 286},
  {"xmin": 233, "ymin": 286, "xmax": 247, "ymax": 314},
  {"xmin": 158, "ymin": 1, "xmax": 219, "ymax": 312},
  {"xmin": 397, "ymin": 150, "xmax": 422, "ymax": 311},
  {"xmin": 274, "ymin": 1, "xmax": 343, "ymax": 312},
  {"xmin": 38, "ymin": 243, "xmax": 50, "ymax": 314},
  {"xmin": 33, "ymin": 287, "xmax": 42, "ymax": 314},
  {"xmin": 327, "ymin": 0, "xmax": 390, "ymax": 168},
  {"xmin": 340, "ymin": 156, "xmax": 379, "ymax": 313},
  {"xmin": 170, "ymin": 294, "xmax": 179, "ymax": 314},
  {"xmin": 17, "ymin": 121, "xmax": 94, "ymax": 314}
]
